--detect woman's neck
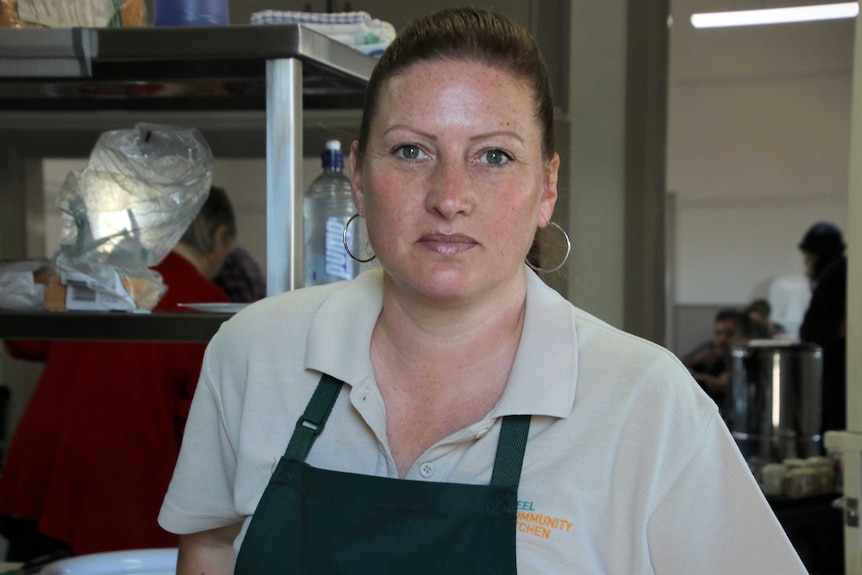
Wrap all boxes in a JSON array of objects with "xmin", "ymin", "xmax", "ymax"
[
  {"xmin": 372, "ymin": 272, "xmax": 528, "ymax": 396},
  {"xmin": 371, "ymin": 273, "xmax": 529, "ymax": 476}
]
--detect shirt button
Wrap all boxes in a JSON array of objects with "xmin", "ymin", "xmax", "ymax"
[
  {"xmin": 475, "ymin": 427, "xmax": 491, "ymax": 438},
  {"xmin": 419, "ymin": 462, "xmax": 435, "ymax": 478}
]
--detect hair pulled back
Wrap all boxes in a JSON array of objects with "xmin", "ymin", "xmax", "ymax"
[{"xmin": 356, "ymin": 7, "xmax": 556, "ymax": 161}]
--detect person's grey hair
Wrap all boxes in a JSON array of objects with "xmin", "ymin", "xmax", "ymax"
[{"xmin": 179, "ymin": 185, "xmax": 237, "ymax": 254}]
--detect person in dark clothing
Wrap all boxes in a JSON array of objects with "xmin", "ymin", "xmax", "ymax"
[
  {"xmin": 798, "ymin": 222, "xmax": 848, "ymax": 434},
  {"xmin": 213, "ymin": 246, "xmax": 266, "ymax": 303},
  {"xmin": 682, "ymin": 309, "xmax": 750, "ymax": 410},
  {"xmin": 745, "ymin": 298, "xmax": 787, "ymax": 340}
]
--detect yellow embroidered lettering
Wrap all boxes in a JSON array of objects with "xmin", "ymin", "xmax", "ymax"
[{"xmin": 528, "ymin": 524, "xmax": 551, "ymax": 539}]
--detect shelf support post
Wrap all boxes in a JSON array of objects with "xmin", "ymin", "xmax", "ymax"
[{"xmin": 266, "ymin": 57, "xmax": 304, "ymax": 294}]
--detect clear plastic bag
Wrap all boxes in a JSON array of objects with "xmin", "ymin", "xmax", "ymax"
[{"xmin": 53, "ymin": 122, "xmax": 213, "ymax": 311}]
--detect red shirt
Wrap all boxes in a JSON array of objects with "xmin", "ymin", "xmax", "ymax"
[{"xmin": 0, "ymin": 251, "xmax": 228, "ymax": 554}]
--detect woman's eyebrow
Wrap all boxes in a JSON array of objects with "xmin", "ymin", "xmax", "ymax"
[
  {"xmin": 382, "ymin": 125, "xmax": 436, "ymax": 141},
  {"xmin": 469, "ymin": 130, "xmax": 525, "ymax": 144}
]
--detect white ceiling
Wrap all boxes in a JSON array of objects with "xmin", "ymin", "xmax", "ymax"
[{"xmin": 670, "ymin": 0, "xmax": 855, "ymax": 82}]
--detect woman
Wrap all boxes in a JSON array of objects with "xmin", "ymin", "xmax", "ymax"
[
  {"xmin": 0, "ymin": 186, "xmax": 234, "ymax": 560},
  {"xmin": 160, "ymin": 9, "xmax": 806, "ymax": 573},
  {"xmin": 798, "ymin": 221, "xmax": 847, "ymax": 433}
]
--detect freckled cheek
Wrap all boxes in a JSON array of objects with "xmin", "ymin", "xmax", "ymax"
[
  {"xmin": 363, "ymin": 172, "xmax": 413, "ymax": 215},
  {"xmin": 490, "ymin": 213, "xmax": 524, "ymax": 251},
  {"xmin": 362, "ymin": 172, "xmax": 415, "ymax": 249},
  {"xmin": 492, "ymin": 202, "xmax": 539, "ymax": 256}
]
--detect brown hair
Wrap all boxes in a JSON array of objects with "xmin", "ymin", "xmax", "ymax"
[
  {"xmin": 356, "ymin": 7, "xmax": 555, "ymax": 162},
  {"xmin": 180, "ymin": 185, "xmax": 237, "ymax": 255}
]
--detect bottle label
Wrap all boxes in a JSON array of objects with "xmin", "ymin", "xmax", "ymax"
[{"xmin": 324, "ymin": 217, "xmax": 352, "ymax": 280}]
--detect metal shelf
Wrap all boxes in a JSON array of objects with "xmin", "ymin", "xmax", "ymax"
[
  {"xmin": 0, "ymin": 24, "xmax": 373, "ymax": 109},
  {"xmin": 0, "ymin": 310, "xmax": 229, "ymax": 342},
  {"xmin": 0, "ymin": 24, "xmax": 373, "ymax": 341}
]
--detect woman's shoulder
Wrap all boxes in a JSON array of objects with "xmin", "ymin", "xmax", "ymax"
[
  {"xmin": 572, "ymin": 307, "xmax": 684, "ymax": 371},
  {"xmin": 564, "ymin": 307, "xmax": 720, "ymax": 481},
  {"xmin": 210, "ymin": 270, "xmax": 383, "ymax": 351},
  {"xmin": 525, "ymin": 274, "xmax": 699, "ymax": 404},
  {"xmin": 569, "ymin": 306, "xmax": 713, "ymax": 413},
  {"xmin": 215, "ymin": 280, "xmax": 347, "ymax": 343}
]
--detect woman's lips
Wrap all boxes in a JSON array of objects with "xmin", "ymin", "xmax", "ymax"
[{"xmin": 418, "ymin": 232, "xmax": 478, "ymax": 254}]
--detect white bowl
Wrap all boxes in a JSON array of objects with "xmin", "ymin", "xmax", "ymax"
[{"xmin": 40, "ymin": 548, "xmax": 177, "ymax": 575}]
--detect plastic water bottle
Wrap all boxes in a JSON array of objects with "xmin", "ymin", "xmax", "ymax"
[
  {"xmin": 304, "ymin": 140, "xmax": 360, "ymax": 286},
  {"xmin": 153, "ymin": 0, "xmax": 229, "ymax": 26}
]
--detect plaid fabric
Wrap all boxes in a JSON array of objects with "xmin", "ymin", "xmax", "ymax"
[
  {"xmin": 250, "ymin": 10, "xmax": 395, "ymax": 53},
  {"xmin": 251, "ymin": 10, "xmax": 373, "ymax": 25},
  {"xmin": 108, "ymin": 0, "xmax": 124, "ymax": 27},
  {"xmin": 213, "ymin": 247, "xmax": 266, "ymax": 304}
]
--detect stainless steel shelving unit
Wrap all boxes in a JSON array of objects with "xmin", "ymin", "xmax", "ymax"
[
  {"xmin": 0, "ymin": 310, "xmax": 230, "ymax": 342},
  {"xmin": 0, "ymin": 24, "xmax": 374, "ymax": 341}
]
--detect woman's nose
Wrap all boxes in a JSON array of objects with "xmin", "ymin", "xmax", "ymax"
[{"xmin": 425, "ymin": 159, "xmax": 475, "ymax": 218}]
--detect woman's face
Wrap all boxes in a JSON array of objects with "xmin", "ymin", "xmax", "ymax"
[
  {"xmin": 350, "ymin": 59, "xmax": 559, "ymax": 304},
  {"xmin": 802, "ymin": 250, "xmax": 818, "ymax": 280}
]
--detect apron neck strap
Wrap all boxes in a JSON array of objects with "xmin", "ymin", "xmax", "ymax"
[
  {"xmin": 489, "ymin": 414, "xmax": 530, "ymax": 489},
  {"xmin": 284, "ymin": 373, "xmax": 342, "ymax": 462},
  {"xmin": 284, "ymin": 375, "xmax": 532, "ymax": 489}
]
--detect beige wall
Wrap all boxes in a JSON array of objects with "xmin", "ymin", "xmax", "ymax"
[
  {"xmin": 566, "ymin": 2, "xmax": 628, "ymax": 328},
  {"xmin": 667, "ymin": 4, "xmax": 854, "ymax": 309},
  {"xmin": 847, "ymin": 0, "xmax": 862, "ymax": 437}
]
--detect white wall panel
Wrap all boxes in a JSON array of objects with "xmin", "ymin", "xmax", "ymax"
[{"xmin": 675, "ymin": 196, "xmax": 848, "ymax": 305}]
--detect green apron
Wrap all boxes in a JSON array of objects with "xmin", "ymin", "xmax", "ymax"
[{"xmin": 234, "ymin": 374, "xmax": 530, "ymax": 574}]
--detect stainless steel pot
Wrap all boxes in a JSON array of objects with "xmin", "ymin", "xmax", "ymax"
[{"xmin": 726, "ymin": 341, "xmax": 823, "ymax": 473}]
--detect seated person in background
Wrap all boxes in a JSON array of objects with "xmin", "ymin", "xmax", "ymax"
[
  {"xmin": 745, "ymin": 298, "xmax": 788, "ymax": 340},
  {"xmin": 213, "ymin": 246, "xmax": 266, "ymax": 303},
  {"xmin": 0, "ymin": 186, "xmax": 236, "ymax": 562},
  {"xmin": 681, "ymin": 309, "xmax": 750, "ymax": 407}
]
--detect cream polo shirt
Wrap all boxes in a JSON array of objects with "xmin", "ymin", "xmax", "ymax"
[{"xmin": 159, "ymin": 268, "xmax": 806, "ymax": 574}]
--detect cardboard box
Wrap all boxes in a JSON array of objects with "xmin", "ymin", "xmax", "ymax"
[{"xmin": 0, "ymin": 0, "xmax": 145, "ymax": 28}]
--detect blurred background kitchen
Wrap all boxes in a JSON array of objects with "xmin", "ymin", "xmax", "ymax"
[{"xmin": 0, "ymin": 0, "xmax": 859, "ymax": 573}]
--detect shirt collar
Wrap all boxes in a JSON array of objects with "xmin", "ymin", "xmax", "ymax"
[
  {"xmin": 305, "ymin": 270, "xmax": 382, "ymax": 383},
  {"xmin": 305, "ymin": 267, "xmax": 578, "ymax": 419},
  {"xmin": 492, "ymin": 269, "xmax": 577, "ymax": 418}
]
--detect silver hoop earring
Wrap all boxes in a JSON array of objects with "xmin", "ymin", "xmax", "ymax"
[
  {"xmin": 527, "ymin": 221, "xmax": 571, "ymax": 273},
  {"xmin": 343, "ymin": 213, "xmax": 376, "ymax": 263}
]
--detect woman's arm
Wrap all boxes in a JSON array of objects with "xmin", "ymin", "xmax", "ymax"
[
  {"xmin": 176, "ymin": 522, "xmax": 243, "ymax": 575},
  {"xmin": 647, "ymin": 414, "xmax": 807, "ymax": 573}
]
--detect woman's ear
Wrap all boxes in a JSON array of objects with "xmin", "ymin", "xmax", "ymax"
[
  {"xmin": 538, "ymin": 153, "xmax": 560, "ymax": 227},
  {"xmin": 349, "ymin": 141, "xmax": 365, "ymax": 215}
]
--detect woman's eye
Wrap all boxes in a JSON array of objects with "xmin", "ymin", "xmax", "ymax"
[
  {"xmin": 481, "ymin": 149, "xmax": 512, "ymax": 166},
  {"xmin": 394, "ymin": 145, "xmax": 425, "ymax": 160}
]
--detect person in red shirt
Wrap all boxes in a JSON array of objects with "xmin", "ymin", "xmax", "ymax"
[{"xmin": 0, "ymin": 186, "xmax": 236, "ymax": 562}]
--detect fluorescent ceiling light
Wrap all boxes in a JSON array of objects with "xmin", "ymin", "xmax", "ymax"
[{"xmin": 691, "ymin": 2, "xmax": 859, "ymax": 28}]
